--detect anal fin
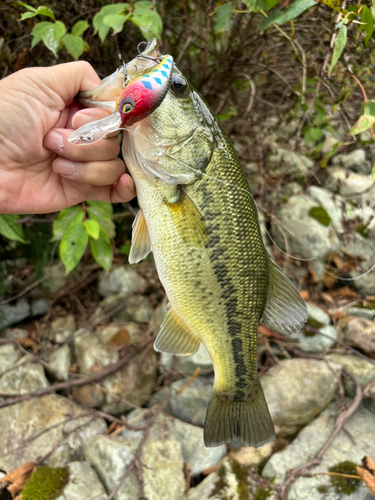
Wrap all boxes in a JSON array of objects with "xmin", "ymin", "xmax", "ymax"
[
  {"xmin": 154, "ymin": 309, "xmax": 200, "ymax": 356},
  {"xmin": 128, "ymin": 209, "xmax": 152, "ymax": 264},
  {"xmin": 260, "ymin": 259, "xmax": 307, "ymax": 337}
]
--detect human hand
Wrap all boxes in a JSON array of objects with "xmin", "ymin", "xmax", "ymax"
[{"xmin": 0, "ymin": 62, "xmax": 136, "ymax": 214}]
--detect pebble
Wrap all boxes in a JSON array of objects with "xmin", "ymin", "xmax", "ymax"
[
  {"xmin": 98, "ymin": 265, "xmax": 147, "ymax": 297},
  {"xmin": 45, "ymin": 344, "xmax": 71, "ymax": 381},
  {"xmin": 337, "ymin": 316, "xmax": 375, "ymax": 356},
  {"xmin": 48, "ymin": 314, "xmax": 76, "ymax": 343},
  {"xmin": 0, "ymin": 361, "xmax": 49, "ymax": 396},
  {"xmin": 74, "ymin": 328, "xmax": 118, "ymax": 375},
  {"xmin": 0, "ymin": 298, "xmax": 30, "ymax": 329},
  {"xmin": 56, "ymin": 461, "xmax": 107, "ymax": 500},
  {"xmin": 0, "ymin": 343, "xmax": 21, "ymax": 376}
]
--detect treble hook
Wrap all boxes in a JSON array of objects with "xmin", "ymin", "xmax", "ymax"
[
  {"xmin": 119, "ymin": 53, "xmax": 129, "ymax": 88},
  {"xmin": 136, "ymin": 41, "xmax": 161, "ymax": 63}
]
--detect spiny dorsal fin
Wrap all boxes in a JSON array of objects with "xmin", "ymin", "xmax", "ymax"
[
  {"xmin": 154, "ymin": 308, "xmax": 200, "ymax": 356},
  {"xmin": 128, "ymin": 209, "xmax": 152, "ymax": 264},
  {"xmin": 260, "ymin": 259, "xmax": 307, "ymax": 337},
  {"xmin": 164, "ymin": 189, "xmax": 208, "ymax": 247}
]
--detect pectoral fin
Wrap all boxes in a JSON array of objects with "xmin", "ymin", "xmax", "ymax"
[
  {"xmin": 128, "ymin": 209, "xmax": 152, "ymax": 264},
  {"xmin": 164, "ymin": 189, "xmax": 208, "ymax": 247},
  {"xmin": 260, "ymin": 259, "xmax": 307, "ymax": 336},
  {"xmin": 154, "ymin": 309, "xmax": 200, "ymax": 356}
]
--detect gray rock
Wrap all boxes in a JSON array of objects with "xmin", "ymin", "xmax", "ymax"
[
  {"xmin": 122, "ymin": 409, "xmax": 226, "ymax": 476},
  {"xmin": 262, "ymin": 401, "xmax": 375, "ymax": 499},
  {"xmin": 31, "ymin": 298, "xmax": 50, "ymax": 317},
  {"xmin": 46, "ymin": 264, "xmax": 68, "ymax": 293},
  {"xmin": 96, "ymin": 322, "xmax": 146, "ymax": 345},
  {"xmin": 0, "ymin": 343, "xmax": 22, "ymax": 376},
  {"xmin": 98, "ymin": 266, "xmax": 147, "ymax": 297},
  {"xmin": 71, "ymin": 384, "xmax": 104, "ymax": 408},
  {"xmin": 49, "ymin": 314, "xmax": 76, "ymax": 343},
  {"xmin": 56, "ymin": 461, "xmax": 107, "ymax": 500},
  {"xmin": 1, "ymin": 328, "xmax": 28, "ymax": 339},
  {"xmin": 306, "ymin": 303, "xmax": 331, "ymax": 327},
  {"xmin": 332, "ymin": 148, "xmax": 371, "ymax": 175},
  {"xmin": 337, "ymin": 316, "xmax": 375, "ymax": 356},
  {"xmin": 46, "ymin": 344, "xmax": 71, "ymax": 381},
  {"xmin": 74, "ymin": 329, "xmax": 118, "ymax": 375},
  {"xmin": 306, "ymin": 186, "xmax": 343, "ymax": 233},
  {"xmin": 345, "ymin": 306, "xmax": 375, "ymax": 321},
  {"xmin": 324, "ymin": 167, "xmax": 375, "ymax": 197},
  {"xmin": 100, "ymin": 349, "xmax": 157, "ymax": 414},
  {"xmin": 0, "ymin": 298, "xmax": 30, "ymax": 329},
  {"xmin": 93, "ymin": 294, "xmax": 154, "ymax": 324},
  {"xmin": 267, "ymin": 147, "xmax": 314, "ymax": 175},
  {"xmin": 229, "ymin": 441, "xmax": 276, "ymax": 469},
  {"xmin": 290, "ymin": 324, "xmax": 337, "ymax": 353},
  {"xmin": 261, "ymin": 359, "xmax": 337, "ymax": 437},
  {"xmin": 148, "ymin": 377, "xmax": 212, "ymax": 426},
  {"xmin": 322, "ymin": 133, "xmax": 340, "ymax": 155},
  {"xmin": 85, "ymin": 435, "xmax": 185, "ymax": 500},
  {"xmin": 160, "ymin": 343, "xmax": 213, "ymax": 375},
  {"xmin": 344, "ymin": 234, "xmax": 375, "ymax": 296},
  {"xmin": 326, "ymin": 353, "xmax": 375, "ymax": 397},
  {"xmin": 0, "ymin": 394, "xmax": 106, "ymax": 471},
  {"xmin": 0, "ymin": 362, "xmax": 49, "ymax": 395}
]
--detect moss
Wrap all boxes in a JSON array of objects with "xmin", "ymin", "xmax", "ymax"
[
  {"xmin": 254, "ymin": 486, "xmax": 272, "ymax": 499},
  {"xmin": 328, "ymin": 461, "xmax": 360, "ymax": 495},
  {"xmin": 209, "ymin": 464, "xmax": 230, "ymax": 499},
  {"xmin": 22, "ymin": 466, "xmax": 69, "ymax": 500},
  {"xmin": 229, "ymin": 460, "xmax": 251, "ymax": 500},
  {"xmin": 317, "ymin": 484, "xmax": 330, "ymax": 494},
  {"xmin": 304, "ymin": 316, "xmax": 325, "ymax": 336},
  {"xmin": 356, "ymin": 222, "xmax": 370, "ymax": 238}
]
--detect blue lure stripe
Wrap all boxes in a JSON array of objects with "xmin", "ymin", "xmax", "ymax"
[
  {"xmin": 153, "ymin": 77, "xmax": 162, "ymax": 86},
  {"xmin": 143, "ymin": 74, "xmax": 151, "ymax": 78},
  {"xmin": 161, "ymin": 71, "xmax": 168, "ymax": 78},
  {"xmin": 142, "ymin": 80, "xmax": 153, "ymax": 90}
]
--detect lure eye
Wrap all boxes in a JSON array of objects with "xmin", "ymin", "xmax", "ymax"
[
  {"xmin": 171, "ymin": 76, "xmax": 187, "ymax": 95},
  {"xmin": 122, "ymin": 102, "xmax": 133, "ymax": 113}
]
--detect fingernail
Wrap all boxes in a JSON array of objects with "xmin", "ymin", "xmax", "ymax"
[
  {"xmin": 52, "ymin": 158, "xmax": 75, "ymax": 177},
  {"xmin": 44, "ymin": 130, "xmax": 63, "ymax": 153}
]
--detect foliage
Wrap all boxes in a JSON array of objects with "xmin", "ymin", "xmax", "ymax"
[{"xmin": 22, "ymin": 466, "xmax": 69, "ymax": 500}]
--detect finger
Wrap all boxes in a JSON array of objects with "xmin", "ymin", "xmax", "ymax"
[
  {"xmin": 72, "ymin": 108, "xmax": 121, "ymax": 139},
  {"xmin": 44, "ymin": 129, "xmax": 120, "ymax": 161},
  {"xmin": 52, "ymin": 157, "xmax": 125, "ymax": 185}
]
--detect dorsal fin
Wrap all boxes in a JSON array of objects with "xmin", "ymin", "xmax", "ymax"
[
  {"xmin": 260, "ymin": 259, "xmax": 307, "ymax": 337},
  {"xmin": 128, "ymin": 209, "xmax": 152, "ymax": 264},
  {"xmin": 154, "ymin": 308, "xmax": 200, "ymax": 356}
]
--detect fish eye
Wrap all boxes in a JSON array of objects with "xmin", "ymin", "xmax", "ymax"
[
  {"xmin": 171, "ymin": 76, "xmax": 187, "ymax": 95},
  {"xmin": 122, "ymin": 102, "xmax": 133, "ymax": 113}
]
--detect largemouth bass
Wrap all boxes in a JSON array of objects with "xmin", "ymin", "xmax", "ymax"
[{"xmin": 69, "ymin": 39, "xmax": 307, "ymax": 448}]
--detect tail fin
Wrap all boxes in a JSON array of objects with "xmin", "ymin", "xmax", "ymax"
[{"xmin": 204, "ymin": 379, "xmax": 275, "ymax": 448}]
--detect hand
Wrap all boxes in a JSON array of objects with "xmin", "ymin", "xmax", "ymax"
[{"xmin": 0, "ymin": 62, "xmax": 136, "ymax": 214}]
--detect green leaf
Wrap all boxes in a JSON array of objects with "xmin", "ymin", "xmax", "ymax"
[
  {"xmin": 60, "ymin": 211, "xmax": 88, "ymax": 274},
  {"xmin": 31, "ymin": 21, "xmax": 53, "ymax": 49},
  {"xmin": 360, "ymin": 6, "xmax": 374, "ymax": 47},
  {"xmin": 260, "ymin": 0, "xmax": 316, "ymax": 30},
  {"xmin": 372, "ymin": 162, "xmax": 375, "ymax": 181},
  {"xmin": 135, "ymin": 1, "xmax": 153, "ymax": 7},
  {"xmin": 101, "ymin": 3, "xmax": 130, "ymax": 15},
  {"xmin": 120, "ymin": 242, "xmax": 131, "ymax": 255},
  {"xmin": 103, "ymin": 13, "xmax": 131, "ymax": 34},
  {"xmin": 83, "ymin": 219, "xmax": 100, "ymax": 240},
  {"xmin": 327, "ymin": 24, "xmax": 347, "ymax": 76},
  {"xmin": 214, "ymin": 4, "xmax": 233, "ymax": 34},
  {"xmin": 71, "ymin": 20, "xmax": 89, "ymax": 37},
  {"xmin": 42, "ymin": 20, "xmax": 66, "ymax": 56},
  {"xmin": 243, "ymin": 0, "xmax": 279, "ymax": 12},
  {"xmin": 17, "ymin": 2, "xmax": 37, "ymax": 12},
  {"xmin": 52, "ymin": 205, "xmax": 82, "ymax": 241},
  {"xmin": 63, "ymin": 33, "xmax": 84, "ymax": 60},
  {"xmin": 304, "ymin": 127, "xmax": 324, "ymax": 145},
  {"xmin": 349, "ymin": 113, "xmax": 375, "ymax": 136},
  {"xmin": 89, "ymin": 229, "xmax": 113, "ymax": 271},
  {"xmin": 86, "ymin": 201, "xmax": 115, "ymax": 238},
  {"xmin": 36, "ymin": 6, "xmax": 55, "ymax": 19},
  {"xmin": 309, "ymin": 207, "xmax": 332, "ymax": 227},
  {"xmin": 21, "ymin": 12, "xmax": 38, "ymax": 20},
  {"xmin": 130, "ymin": 7, "xmax": 163, "ymax": 40},
  {"xmin": 0, "ymin": 214, "xmax": 25, "ymax": 243},
  {"xmin": 83, "ymin": 41, "xmax": 90, "ymax": 51}
]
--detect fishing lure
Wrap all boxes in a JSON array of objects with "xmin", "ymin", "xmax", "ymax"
[{"xmin": 69, "ymin": 55, "xmax": 174, "ymax": 145}]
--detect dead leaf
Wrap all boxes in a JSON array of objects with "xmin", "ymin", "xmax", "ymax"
[
  {"xmin": 328, "ymin": 286, "xmax": 359, "ymax": 298},
  {"xmin": 89, "ymin": 359, "xmax": 103, "ymax": 373},
  {"xmin": 356, "ymin": 456, "xmax": 375, "ymax": 495},
  {"xmin": 300, "ymin": 290, "xmax": 309, "ymax": 301},
  {"xmin": 1, "ymin": 462, "xmax": 36, "ymax": 498},
  {"xmin": 110, "ymin": 328, "xmax": 130, "ymax": 347},
  {"xmin": 258, "ymin": 325, "xmax": 285, "ymax": 340}
]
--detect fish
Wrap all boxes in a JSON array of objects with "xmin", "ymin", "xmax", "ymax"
[{"xmin": 69, "ymin": 39, "xmax": 308, "ymax": 448}]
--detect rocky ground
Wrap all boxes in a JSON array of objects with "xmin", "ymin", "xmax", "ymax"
[{"xmin": 1, "ymin": 122, "xmax": 375, "ymax": 499}]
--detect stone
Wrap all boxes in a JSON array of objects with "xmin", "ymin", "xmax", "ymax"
[
  {"xmin": 46, "ymin": 264, "xmax": 68, "ymax": 293},
  {"xmin": 46, "ymin": 344, "xmax": 71, "ymax": 381},
  {"xmin": 0, "ymin": 394, "xmax": 106, "ymax": 471},
  {"xmin": 290, "ymin": 324, "xmax": 337, "ymax": 353},
  {"xmin": 332, "ymin": 148, "xmax": 371, "ymax": 175},
  {"xmin": 267, "ymin": 147, "xmax": 314, "ymax": 175},
  {"xmin": 0, "ymin": 298, "xmax": 30, "ymax": 329},
  {"xmin": 100, "ymin": 349, "xmax": 158, "ymax": 414},
  {"xmin": 345, "ymin": 306, "xmax": 375, "ymax": 321},
  {"xmin": 344, "ymin": 234, "xmax": 375, "ymax": 296},
  {"xmin": 122, "ymin": 409, "xmax": 226, "ymax": 476},
  {"xmin": 94, "ymin": 294, "xmax": 154, "ymax": 324},
  {"xmin": 98, "ymin": 266, "xmax": 147, "ymax": 297},
  {"xmin": 261, "ymin": 359, "xmax": 337, "ymax": 437},
  {"xmin": 71, "ymin": 384, "xmax": 104, "ymax": 408},
  {"xmin": 306, "ymin": 186, "xmax": 343, "ymax": 233},
  {"xmin": 0, "ymin": 343, "xmax": 22, "ymax": 376},
  {"xmin": 262, "ymin": 401, "xmax": 375, "ymax": 499},
  {"xmin": 74, "ymin": 329, "xmax": 118, "ymax": 375},
  {"xmin": 31, "ymin": 298, "xmax": 50, "ymax": 317},
  {"xmin": 324, "ymin": 167, "xmax": 375, "ymax": 198},
  {"xmin": 96, "ymin": 322, "xmax": 146, "ymax": 345},
  {"xmin": 1, "ymin": 328, "xmax": 28, "ymax": 339},
  {"xmin": 337, "ymin": 316, "xmax": 375, "ymax": 356},
  {"xmin": 160, "ymin": 343, "xmax": 213, "ymax": 375},
  {"xmin": 56, "ymin": 461, "xmax": 107, "ymax": 500},
  {"xmin": 306, "ymin": 303, "xmax": 331, "ymax": 327},
  {"xmin": 0, "ymin": 362, "xmax": 49, "ymax": 396},
  {"xmin": 48, "ymin": 314, "xmax": 76, "ymax": 343},
  {"xmin": 229, "ymin": 440, "xmax": 278, "ymax": 469},
  {"xmin": 148, "ymin": 376, "xmax": 213, "ymax": 426},
  {"xmin": 85, "ymin": 435, "xmax": 185, "ymax": 500},
  {"xmin": 326, "ymin": 353, "xmax": 375, "ymax": 397}
]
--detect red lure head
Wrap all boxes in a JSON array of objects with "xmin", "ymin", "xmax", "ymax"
[{"xmin": 116, "ymin": 55, "xmax": 174, "ymax": 126}]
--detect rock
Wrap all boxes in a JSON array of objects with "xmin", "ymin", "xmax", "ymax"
[
  {"xmin": 345, "ymin": 306, "xmax": 375, "ymax": 321},
  {"xmin": 322, "ymin": 133, "xmax": 340, "ymax": 155},
  {"xmin": 46, "ymin": 264, "xmax": 68, "ymax": 293},
  {"xmin": 31, "ymin": 298, "xmax": 50, "ymax": 317},
  {"xmin": 85, "ymin": 435, "xmax": 185, "ymax": 500},
  {"xmin": 344, "ymin": 234, "xmax": 375, "ymax": 296},
  {"xmin": 46, "ymin": 344, "xmax": 71, "ymax": 381},
  {"xmin": 56, "ymin": 461, "xmax": 107, "ymax": 500},
  {"xmin": 324, "ymin": 167, "xmax": 375, "ymax": 198},
  {"xmin": 261, "ymin": 359, "xmax": 337, "ymax": 437},
  {"xmin": 74, "ymin": 329, "xmax": 118, "ymax": 375},
  {"xmin": 1, "ymin": 327, "xmax": 28, "ymax": 339},
  {"xmin": 306, "ymin": 303, "xmax": 331, "ymax": 327},
  {"xmin": 93, "ymin": 294, "xmax": 154, "ymax": 324},
  {"xmin": 0, "ymin": 394, "xmax": 106, "ymax": 471},
  {"xmin": 49, "ymin": 314, "xmax": 76, "ymax": 343},
  {"xmin": 100, "ymin": 349, "xmax": 158, "ymax": 414},
  {"xmin": 0, "ymin": 362, "xmax": 49, "ymax": 395},
  {"xmin": 290, "ymin": 324, "xmax": 337, "ymax": 352},
  {"xmin": 0, "ymin": 298, "xmax": 30, "ymax": 329},
  {"xmin": 122, "ymin": 409, "xmax": 226, "ymax": 476},
  {"xmin": 262, "ymin": 401, "xmax": 375, "ymax": 499},
  {"xmin": 148, "ymin": 376, "xmax": 213, "ymax": 426},
  {"xmin": 306, "ymin": 186, "xmax": 343, "ymax": 233},
  {"xmin": 229, "ymin": 440, "xmax": 279, "ymax": 469},
  {"xmin": 267, "ymin": 147, "xmax": 314, "ymax": 175},
  {"xmin": 337, "ymin": 316, "xmax": 375, "ymax": 356},
  {"xmin": 160, "ymin": 343, "xmax": 213, "ymax": 375},
  {"xmin": 98, "ymin": 266, "xmax": 147, "ymax": 297},
  {"xmin": 332, "ymin": 148, "xmax": 371, "ymax": 175},
  {"xmin": 96, "ymin": 322, "xmax": 146, "ymax": 345},
  {"xmin": 0, "ymin": 343, "xmax": 22, "ymax": 376},
  {"xmin": 71, "ymin": 384, "xmax": 104, "ymax": 408},
  {"xmin": 326, "ymin": 353, "xmax": 375, "ymax": 397}
]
